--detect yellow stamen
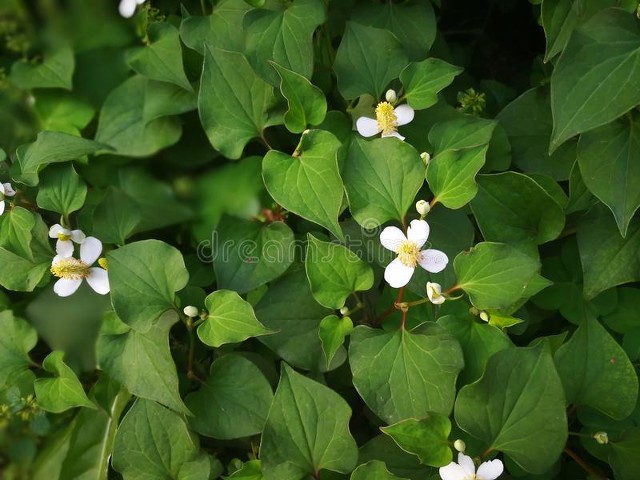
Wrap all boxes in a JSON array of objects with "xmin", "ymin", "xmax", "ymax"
[
  {"xmin": 397, "ymin": 241, "xmax": 420, "ymax": 267},
  {"xmin": 50, "ymin": 258, "xmax": 90, "ymax": 280},
  {"xmin": 98, "ymin": 258, "xmax": 108, "ymax": 270},
  {"xmin": 57, "ymin": 232, "xmax": 71, "ymax": 241},
  {"xmin": 375, "ymin": 101, "xmax": 398, "ymax": 135}
]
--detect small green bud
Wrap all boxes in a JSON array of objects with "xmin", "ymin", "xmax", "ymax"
[
  {"xmin": 479, "ymin": 311, "xmax": 490, "ymax": 322},
  {"xmin": 593, "ymin": 431, "xmax": 608, "ymax": 445},
  {"xmin": 385, "ymin": 89, "xmax": 397, "ymax": 103},
  {"xmin": 453, "ymin": 439, "xmax": 466, "ymax": 453},
  {"xmin": 416, "ymin": 200, "xmax": 431, "ymax": 217},
  {"xmin": 183, "ymin": 306, "xmax": 199, "ymax": 318},
  {"xmin": 339, "ymin": 306, "xmax": 350, "ymax": 316},
  {"xmin": 420, "ymin": 152, "xmax": 431, "ymax": 166}
]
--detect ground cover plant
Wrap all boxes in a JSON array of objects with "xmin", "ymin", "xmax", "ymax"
[{"xmin": 1, "ymin": 0, "xmax": 640, "ymax": 478}]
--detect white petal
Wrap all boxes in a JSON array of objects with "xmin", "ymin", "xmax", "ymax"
[
  {"xmin": 384, "ymin": 258, "xmax": 415, "ymax": 288},
  {"xmin": 0, "ymin": 183, "xmax": 4, "ymax": 195},
  {"xmin": 49, "ymin": 224, "xmax": 66, "ymax": 238},
  {"xmin": 406, "ymin": 219, "xmax": 430, "ymax": 248},
  {"xmin": 427, "ymin": 282, "xmax": 445, "ymax": 304},
  {"xmin": 395, "ymin": 104, "xmax": 415, "ymax": 126},
  {"xmin": 2, "ymin": 183, "xmax": 15, "ymax": 197},
  {"xmin": 0, "ymin": 201, "xmax": 4, "ymax": 216},
  {"xmin": 356, "ymin": 117, "xmax": 380, "ymax": 137},
  {"xmin": 476, "ymin": 459, "xmax": 504, "ymax": 480},
  {"xmin": 381, "ymin": 131, "xmax": 405, "ymax": 141},
  {"xmin": 70, "ymin": 230, "xmax": 86, "ymax": 244},
  {"xmin": 56, "ymin": 239, "xmax": 74, "ymax": 258},
  {"xmin": 380, "ymin": 226, "xmax": 407, "ymax": 252},
  {"xmin": 438, "ymin": 462, "xmax": 468, "ymax": 480},
  {"xmin": 87, "ymin": 268, "xmax": 110, "ymax": 295},
  {"xmin": 418, "ymin": 249, "xmax": 449, "ymax": 273},
  {"xmin": 80, "ymin": 237, "xmax": 103, "ymax": 265},
  {"xmin": 54, "ymin": 278, "xmax": 82, "ymax": 297},
  {"xmin": 136, "ymin": 0, "xmax": 146, "ymax": 4},
  {"xmin": 119, "ymin": 0, "xmax": 137, "ymax": 17},
  {"xmin": 458, "ymin": 453, "xmax": 476, "ymax": 477}
]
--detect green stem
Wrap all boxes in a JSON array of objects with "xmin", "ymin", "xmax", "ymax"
[{"xmin": 564, "ymin": 447, "xmax": 608, "ymax": 480}]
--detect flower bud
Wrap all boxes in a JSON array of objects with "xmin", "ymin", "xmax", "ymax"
[
  {"xmin": 593, "ymin": 431, "xmax": 608, "ymax": 445},
  {"xmin": 183, "ymin": 305, "xmax": 199, "ymax": 318},
  {"xmin": 385, "ymin": 89, "xmax": 397, "ymax": 103},
  {"xmin": 420, "ymin": 152, "xmax": 431, "ymax": 166},
  {"xmin": 427, "ymin": 282, "xmax": 445, "ymax": 305},
  {"xmin": 453, "ymin": 439, "xmax": 466, "ymax": 453},
  {"xmin": 479, "ymin": 311, "xmax": 490, "ymax": 322},
  {"xmin": 339, "ymin": 306, "xmax": 350, "ymax": 316},
  {"xmin": 416, "ymin": 200, "xmax": 431, "ymax": 217}
]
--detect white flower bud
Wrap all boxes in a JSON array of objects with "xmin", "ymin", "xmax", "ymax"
[
  {"xmin": 415, "ymin": 200, "xmax": 431, "ymax": 217},
  {"xmin": 593, "ymin": 431, "xmax": 608, "ymax": 445},
  {"xmin": 420, "ymin": 152, "xmax": 431, "ymax": 166},
  {"xmin": 385, "ymin": 89, "xmax": 397, "ymax": 103},
  {"xmin": 453, "ymin": 439, "xmax": 466, "ymax": 453},
  {"xmin": 479, "ymin": 311, "xmax": 490, "ymax": 322},
  {"xmin": 183, "ymin": 306, "xmax": 199, "ymax": 318},
  {"xmin": 339, "ymin": 306, "xmax": 350, "ymax": 315},
  {"xmin": 426, "ymin": 282, "xmax": 445, "ymax": 305}
]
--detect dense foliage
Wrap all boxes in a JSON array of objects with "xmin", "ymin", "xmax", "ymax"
[{"xmin": 1, "ymin": 0, "xmax": 640, "ymax": 479}]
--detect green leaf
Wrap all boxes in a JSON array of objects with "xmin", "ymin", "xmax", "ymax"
[
  {"xmin": 213, "ymin": 216, "xmax": 295, "ymax": 294},
  {"xmin": 244, "ymin": 0, "xmax": 325, "ymax": 84},
  {"xmin": 270, "ymin": 62, "xmax": 327, "ymax": 133},
  {"xmin": 305, "ymin": 234, "xmax": 374, "ymax": 309},
  {"xmin": 262, "ymin": 130, "xmax": 344, "ymax": 238},
  {"xmin": 349, "ymin": 324, "xmax": 464, "ymax": 424},
  {"xmin": 399, "ymin": 58, "xmax": 462, "ymax": 110},
  {"xmin": 255, "ymin": 269, "xmax": 338, "ymax": 371},
  {"xmin": 455, "ymin": 344, "xmax": 568, "ymax": 474},
  {"xmin": 10, "ymin": 45, "xmax": 74, "ymax": 90},
  {"xmin": 350, "ymin": 460, "xmax": 409, "ymax": 480},
  {"xmin": 454, "ymin": 242, "xmax": 541, "ymax": 310},
  {"xmin": 126, "ymin": 22, "xmax": 192, "ymax": 91},
  {"xmin": 34, "ymin": 351, "xmax": 95, "ymax": 413},
  {"xmin": 180, "ymin": 0, "xmax": 250, "ymax": 54},
  {"xmin": 318, "ymin": 315, "xmax": 353, "ymax": 369},
  {"xmin": 185, "ymin": 354, "xmax": 274, "ymax": 439},
  {"xmin": 427, "ymin": 116, "xmax": 496, "ymax": 209},
  {"xmin": 0, "ymin": 206, "xmax": 36, "ymax": 260},
  {"xmin": 197, "ymin": 290, "xmax": 272, "ymax": 348},
  {"xmin": 359, "ymin": 436, "xmax": 430, "ymax": 480},
  {"xmin": 0, "ymin": 248, "xmax": 51, "ymax": 292},
  {"xmin": 112, "ymin": 399, "xmax": 203, "ymax": 480},
  {"xmin": 199, "ymin": 45, "xmax": 277, "ymax": 159},
  {"xmin": 95, "ymin": 75, "xmax": 196, "ymax": 157},
  {"xmin": 577, "ymin": 113, "xmax": 640, "ymax": 236},
  {"xmin": 555, "ymin": 316, "xmax": 638, "ymax": 419},
  {"xmin": 260, "ymin": 364, "xmax": 358, "ymax": 480},
  {"xmin": 351, "ymin": 0, "xmax": 436, "ymax": 61},
  {"xmin": 97, "ymin": 311, "xmax": 190, "ymax": 415},
  {"xmin": 229, "ymin": 460, "xmax": 264, "ymax": 479},
  {"xmin": 437, "ymin": 314, "xmax": 513, "ymax": 385},
  {"xmin": 550, "ymin": 8, "xmax": 640, "ymax": 151},
  {"xmin": 334, "ymin": 22, "xmax": 408, "ymax": 99},
  {"xmin": 496, "ymin": 87, "xmax": 576, "ymax": 181},
  {"xmin": 381, "ymin": 414, "xmax": 452, "ymax": 467},
  {"xmin": 0, "ymin": 311, "xmax": 37, "ymax": 389},
  {"xmin": 343, "ymin": 136, "xmax": 424, "ymax": 227},
  {"xmin": 36, "ymin": 163, "xmax": 87, "ymax": 216},
  {"xmin": 577, "ymin": 205, "xmax": 640, "ymax": 299},
  {"xmin": 14, "ymin": 131, "xmax": 111, "ymax": 186},
  {"xmin": 33, "ymin": 90, "xmax": 95, "ymax": 136},
  {"xmin": 609, "ymin": 428, "xmax": 640, "ymax": 480},
  {"xmin": 91, "ymin": 187, "xmax": 142, "ymax": 245},
  {"xmin": 603, "ymin": 287, "xmax": 640, "ymax": 333},
  {"xmin": 107, "ymin": 239, "xmax": 189, "ymax": 332},
  {"xmin": 470, "ymin": 172, "xmax": 565, "ymax": 246}
]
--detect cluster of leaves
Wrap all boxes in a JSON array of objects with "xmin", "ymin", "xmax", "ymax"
[{"xmin": 1, "ymin": 0, "xmax": 640, "ymax": 479}]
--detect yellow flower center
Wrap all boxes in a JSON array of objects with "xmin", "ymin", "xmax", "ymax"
[
  {"xmin": 397, "ymin": 241, "xmax": 420, "ymax": 267},
  {"xmin": 428, "ymin": 285, "xmax": 441, "ymax": 299},
  {"xmin": 98, "ymin": 257, "xmax": 108, "ymax": 270},
  {"xmin": 50, "ymin": 258, "xmax": 90, "ymax": 280},
  {"xmin": 57, "ymin": 232, "xmax": 71, "ymax": 241},
  {"xmin": 375, "ymin": 101, "xmax": 398, "ymax": 135}
]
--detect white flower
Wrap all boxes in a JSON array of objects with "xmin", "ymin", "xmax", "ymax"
[
  {"xmin": 356, "ymin": 101, "xmax": 414, "ymax": 141},
  {"xmin": 0, "ymin": 182, "xmax": 16, "ymax": 216},
  {"xmin": 380, "ymin": 219, "xmax": 448, "ymax": 288},
  {"xmin": 439, "ymin": 453, "xmax": 504, "ymax": 480},
  {"xmin": 119, "ymin": 0, "xmax": 145, "ymax": 18},
  {"xmin": 427, "ymin": 282, "xmax": 445, "ymax": 305},
  {"xmin": 50, "ymin": 237, "xmax": 110, "ymax": 297},
  {"xmin": 183, "ymin": 306, "xmax": 199, "ymax": 318},
  {"xmin": 49, "ymin": 224, "xmax": 86, "ymax": 257}
]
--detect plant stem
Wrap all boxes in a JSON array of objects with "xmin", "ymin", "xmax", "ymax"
[{"xmin": 564, "ymin": 447, "xmax": 609, "ymax": 480}]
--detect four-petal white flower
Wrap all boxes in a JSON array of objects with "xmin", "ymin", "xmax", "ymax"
[
  {"xmin": 49, "ymin": 224, "xmax": 86, "ymax": 257},
  {"xmin": 439, "ymin": 453, "xmax": 504, "ymax": 480},
  {"xmin": 380, "ymin": 219, "xmax": 448, "ymax": 288},
  {"xmin": 0, "ymin": 182, "xmax": 16, "ymax": 216},
  {"xmin": 119, "ymin": 0, "xmax": 145, "ymax": 18},
  {"xmin": 50, "ymin": 237, "xmax": 110, "ymax": 297},
  {"xmin": 356, "ymin": 101, "xmax": 414, "ymax": 141}
]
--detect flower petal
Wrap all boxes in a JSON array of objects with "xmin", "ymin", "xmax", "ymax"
[
  {"xmin": 356, "ymin": 117, "xmax": 380, "ymax": 137},
  {"xmin": 427, "ymin": 282, "xmax": 445, "ymax": 304},
  {"xmin": 380, "ymin": 226, "xmax": 407, "ymax": 252},
  {"xmin": 438, "ymin": 462, "xmax": 468, "ymax": 480},
  {"xmin": 0, "ymin": 200, "xmax": 4, "ymax": 216},
  {"xmin": 87, "ymin": 268, "xmax": 110, "ymax": 295},
  {"xmin": 0, "ymin": 183, "xmax": 4, "ymax": 195},
  {"xmin": 395, "ymin": 104, "xmax": 415, "ymax": 126},
  {"xmin": 418, "ymin": 249, "xmax": 449, "ymax": 273},
  {"xmin": 119, "ymin": 0, "xmax": 137, "ymax": 17},
  {"xmin": 70, "ymin": 230, "xmax": 86, "ymax": 244},
  {"xmin": 406, "ymin": 219, "xmax": 430, "ymax": 248},
  {"xmin": 56, "ymin": 239, "xmax": 74, "ymax": 258},
  {"xmin": 384, "ymin": 258, "xmax": 415, "ymax": 288},
  {"xmin": 49, "ymin": 224, "xmax": 65, "ymax": 239},
  {"xmin": 54, "ymin": 278, "xmax": 82, "ymax": 297},
  {"xmin": 80, "ymin": 237, "xmax": 103, "ymax": 265},
  {"xmin": 3, "ymin": 183, "xmax": 15, "ymax": 197},
  {"xmin": 476, "ymin": 459, "xmax": 504, "ymax": 480},
  {"xmin": 381, "ymin": 131, "xmax": 405, "ymax": 141},
  {"xmin": 458, "ymin": 453, "xmax": 476, "ymax": 476}
]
